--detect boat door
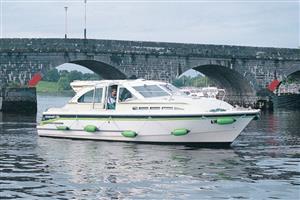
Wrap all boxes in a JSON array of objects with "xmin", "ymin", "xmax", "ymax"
[
  {"xmin": 76, "ymin": 86, "xmax": 105, "ymax": 110},
  {"xmin": 92, "ymin": 86, "xmax": 105, "ymax": 110},
  {"xmin": 104, "ymin": 84, "xmax": 118, "ymax": 110}
]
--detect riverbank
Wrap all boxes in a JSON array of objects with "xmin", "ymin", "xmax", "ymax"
[{"xmin": 36, "ymin": 81, "xmax": 74, "ymax": 96}]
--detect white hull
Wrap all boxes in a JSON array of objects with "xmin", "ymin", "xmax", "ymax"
[{"xmin": 37, "ymin": 115, "xmax": 254, "ymax": 144}]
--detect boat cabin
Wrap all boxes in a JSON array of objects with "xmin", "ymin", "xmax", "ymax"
[{"xmin": 69, "ymin": 79, "xmax": 183, "ymax": 110}]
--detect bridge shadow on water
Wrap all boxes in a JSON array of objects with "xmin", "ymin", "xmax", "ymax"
[{"xmin": 0, "ymin": 112, "xmax": 36, "ymax": 124}]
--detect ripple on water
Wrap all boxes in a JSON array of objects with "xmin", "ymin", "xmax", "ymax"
[{"xmin": 0, "ymin": 106, "xmax": 300, "ymax": 199}]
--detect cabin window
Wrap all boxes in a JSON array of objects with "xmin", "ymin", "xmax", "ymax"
[
  {"xmin": 42, "ymin": 115, "xmax": 58, "ymax": 121},
  {"xmin": 174, "ymin": 107, "xmax": 184, "ymax": 110},
  {"xmin": 133, "ymin": 85, "xmax": 169, "ymax": 98},
  {"xmin": 78, "ymin": 90, "xmax": 94, "ymax": 103},
  {"xmin": 78, "ymin": 88, "xmax": 103, "ymax": 103},
  {"xmin": 139, "ymin": 107, "xmax": 149, "ymax": 110},
  {"xmin": 150, "ymin": 107, "xmax": 160, "ymax": 110},
  {"xmin": 162, "ymin": 107, "xmax": 173, "ymax": 110},
  {"xmin": 94, "ymin": 88, "xmax": 103, "ymax": 103},
  {"xmin": 118, "ymin": 87, "xmax": 135, "ymax": 102},
  {"xmin": 132, "ymin": 107, "xmax": 162, "ymax": 110}
]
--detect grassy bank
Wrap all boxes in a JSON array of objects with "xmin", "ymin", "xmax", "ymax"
[
  {"xmin": 36, "ymin": 81, "xmax": 73, "ymax": 96},
  {"xmin": 36, "ymin": 81, "xmax": 59, "ymax": 93}
]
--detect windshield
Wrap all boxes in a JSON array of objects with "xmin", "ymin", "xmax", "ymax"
[{"xmin": 133, "ymin": 85, "xmax": 169, "ymax": 98}]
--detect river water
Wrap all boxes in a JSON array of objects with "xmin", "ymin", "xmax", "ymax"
[{"xmin": 0, "ymin": 94, "xmax": 299, "ymax": 199}]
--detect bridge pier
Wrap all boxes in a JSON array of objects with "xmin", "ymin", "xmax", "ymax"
[{"xmin": 0, "ymin": 87, "xmax": 37, "ymax": 113}]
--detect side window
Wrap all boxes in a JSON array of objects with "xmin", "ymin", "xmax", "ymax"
[
  {"xmin": 78, "ymin": 88, "xmax": 103, "ymax": 103},
  {"xmin": 78, "ymin": 90, "xmax": 94, "ymax": 103},
  {"xmin": 94, "ymin": 88, "xmax": 103, "ymax": 103},
  {"xmin": 118, "ymin": 87, "xmax": 135, "ymax": 102}
]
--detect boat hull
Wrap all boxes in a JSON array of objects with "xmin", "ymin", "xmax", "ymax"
[{"xmin": 37, "ymin": 115, "xmax": 255, "ymax": 145}]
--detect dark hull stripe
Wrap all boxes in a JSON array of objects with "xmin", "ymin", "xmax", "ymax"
[
  {"xmin": 39, "ymin": 135, "xmax": 232, "ymax": 149},
  {"xmin": 44, "ymin": 113, "xmax": 257, "ymax": 119}
]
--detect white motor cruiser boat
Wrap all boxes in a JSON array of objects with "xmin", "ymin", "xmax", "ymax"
[{"xmin": 37, "ymin": 79, "xmax": 260, "ymax": 147}]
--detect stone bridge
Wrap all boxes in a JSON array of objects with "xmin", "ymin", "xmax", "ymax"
[{"xmin": 0, "ymin": 38, "xmax": 299, "ymax": 103}]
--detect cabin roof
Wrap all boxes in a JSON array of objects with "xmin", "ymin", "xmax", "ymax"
[{"xmin": 70, "ymin": 79, "xmax": 168, "ymax": 92}]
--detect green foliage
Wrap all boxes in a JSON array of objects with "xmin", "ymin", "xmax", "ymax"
[
  {"xmin": 58, "ymin": 77, "xmax": 71, "ymax": 91},
  {"xmin": 67, "ymin": 70, "xmax": 83, "ymax": 82},
  {"xmin": 59, "ymin": 70, "xmax": 69, "ymax": 78},
  {"xmin": 38, "ymin": 69, "xmax": 100, "ymax": 93},
  {"xmin": 43, "ymin": 68, "xmax": 60, "ymax": 82},
  {"xmin": 82, "ymin": 73, "xmax": 100, "ymax": 80},
  {"xmin": 172, "ymin": 78, "xmax": 185, "ymax": 87}
]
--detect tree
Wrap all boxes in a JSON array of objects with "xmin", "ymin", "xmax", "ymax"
[
  {"xmin": 172, "ymin": 78, "xmax": 184, "ymax": 87},
  {"xmin": 42, "ymin": 69, "xmax": 103, "ymax": 91},
  {"xmin": 82, "ymin": 73, "xmax": 100, "ymax": 80},
  {"xmin": 58, "ymin": 77, "xmax": 71, "ymax": 91},
  {"xmin": 43, "ymin": 68, "xmax": 60, "ymax": 82},
  {"xmin": 172, "ymin": 75, "xmax": 192, "ymax": 87},
  {"xmin": 67, "ymin": 70, "xmax": 83, "ymax": 82},
  {"xmin": 59, "ymin": 70, "xmax": 69, "ymax": 78}
]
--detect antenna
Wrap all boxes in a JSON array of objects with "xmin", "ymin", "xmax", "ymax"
[
  {"xmin": 64, "ymin": 6, "xmax": 68, "ymax": 39},
  {"xmin": 84, "ymin": 0, "xmax": 87, "ymax": 39}
]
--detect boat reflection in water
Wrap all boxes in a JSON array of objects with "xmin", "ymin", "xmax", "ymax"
[{"xmin": 37, "ymin": 79, "xmax": 260, "ymax": 147}]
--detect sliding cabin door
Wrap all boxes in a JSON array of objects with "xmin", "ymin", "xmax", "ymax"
[
  {"xmin": 77, "ymin": 87, "xmax": 105, "ymax": 110},
  {"xmin": 92, "ymin": 87, "xmax": 105, "ymax": 110}
]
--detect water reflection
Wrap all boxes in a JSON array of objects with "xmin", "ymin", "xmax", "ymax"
[
  {"xmin": 34, "ymin": 137, "xmax": 300, "ymax": 199},
  {"xmin": 0, "ymin": 112, "xmax": 36, "ymax": 124},
  {"xmin": 0, "ymin": 115, "xmax": 72, "ymax": 199},
  {"xmin": 235, "ymin": 110, "xmax": 300, "ymax": 148}
]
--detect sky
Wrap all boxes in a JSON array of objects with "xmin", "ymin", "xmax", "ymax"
[{"xmin": 0, "ymin": 0, "xmax": 299, "ymax": 48}]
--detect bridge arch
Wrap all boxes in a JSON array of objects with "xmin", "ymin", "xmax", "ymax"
[
  {"xmin": 277, "ymin": 70, "xmax": 300, "ymax": 90},
  {"xmin": 190, "ymin": 64, "xmax": 256, "ymax": 97},
  {"xmin": 68, "ymin": 60, "xmax": 127, "ymax": 79},
  {"xmin": 273, "ymin": 64, "xmax": 300, "ymax": 92},
  {"xmin": 283, "ymin": 64, "xmax": 300, "ymax": 79},
  {"xmin": 287, "ymin": 70, "xmax": 300, "ymax": 78}
]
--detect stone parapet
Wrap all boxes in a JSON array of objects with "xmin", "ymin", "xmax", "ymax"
[{"xmin": 0, "ymin": 38, "xmax": 299, "ymax": 60}]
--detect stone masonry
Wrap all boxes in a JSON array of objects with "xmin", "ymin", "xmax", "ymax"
[{"xmin": 0, "ymin": 38, "xmax": 299, "ymax": 103}]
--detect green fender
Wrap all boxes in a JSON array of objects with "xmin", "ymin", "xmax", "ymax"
[
  {"xmin": 216, "ymin": 117, "xmax": 236, "ymax": 125},
  {"xmin": 171, "ymin": 128, "xmax": 190, "ymax": 136},
  {"xmin": 56, "ymin": 125, "xmax": 70, "ymax": 130},
  {"xmin": 84, "ymin": 125, "xmax": 98, "ymax": 132},
  {"xmin": 121, "ymin": 131, "xmax": 138, "ymax": 138}
]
